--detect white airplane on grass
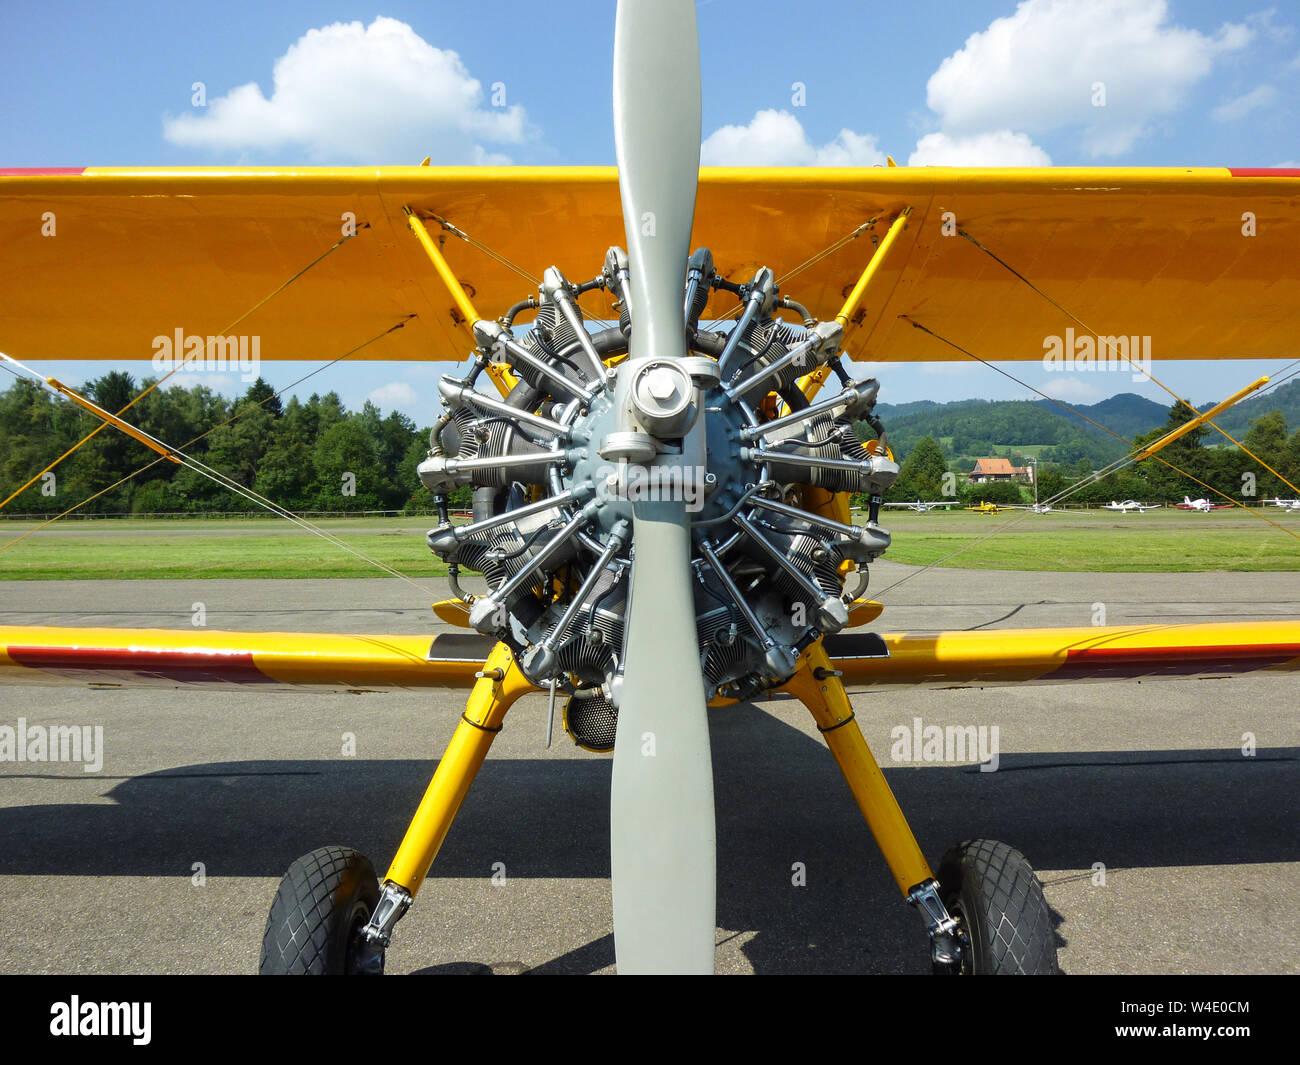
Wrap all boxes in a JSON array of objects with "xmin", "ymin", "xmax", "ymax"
[
  {"xmin": 1176, "ymin": 496, "xmax": 1231, "ymax": 512},
  {"xmin": 1103, "ymin": 500, "xmax": 1162, "ymax": 514},
  {"xmin": 1267, "ymin": 497, "xmax": 1300, "ymax": 512},
  {"xmin": 882, "ymin": 499, "xmax": 960, "ymax": 512}
]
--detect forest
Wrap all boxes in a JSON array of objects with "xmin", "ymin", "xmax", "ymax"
[
  {"xmin": 0, "ymin": 373, "xmax": 441, "ymax": 516},
  {"xmin": 1, "ymin": 372, "xmax": 1297, "ymax": 517}
]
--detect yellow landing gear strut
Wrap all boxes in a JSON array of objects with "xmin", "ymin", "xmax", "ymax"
[
  {"xmin": 780, "ymin": 641, "xmax": 932, "ymax": 893},
  {"xmin": 359, "ymin": 637, "xmax": 960, "ymax": 969},
  {"xmin": 357, "ymin": 641, "xmax": 534, "ymax": 961},
  {"xmin": 781, "ymin": 640, "xmax": 962, "ymax": 967}
]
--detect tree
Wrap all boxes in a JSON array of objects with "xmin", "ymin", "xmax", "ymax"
[
  {"xmin": 960, "ymin": 479, "xmax": 1024, "ymax": 506},
  {"xmin": 1135, "ymin": 399, "xmax": 1209, "ymax": 499},
  {"xmin": 311, "ymin": 420, "xmax": 391, "ymax": 510},
  {"xmin": 254, "ymin": 439, "xmax": 315, "ymax": 509},
  {"xmin": 242, "ymin": 377, "xmax": 282, "ymax": 418},
  {"xmin": 888, "ymin": 435, "xmax": 950, "ymax": 501},
  {"xmin": 204, "ymin": 406, "xmax": 273, "ymax": 491},
  {"xmin": 1243, "ymin": 410, "xmax": 1287, "ymax": 457},
  {"xmin": 1035, "ymin": 463, "xmax": 1066, "ymax": 503}
]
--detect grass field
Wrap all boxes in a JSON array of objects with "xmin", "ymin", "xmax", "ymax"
[
  {"xmin": 872, "ymin": 508, "xmax": 1300, "ymax": 572},
  {"xmin": 0, "ymin": 517, "xmax": 450, "ymax": 580},
  {"xmin": 0, "ymin": 509, "xmax": 1297, "ymax": 579}
]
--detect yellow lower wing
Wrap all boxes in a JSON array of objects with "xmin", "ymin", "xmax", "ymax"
[{"xmin": 2, "ymin": 622, "xmax": 1296, "ymax": 695}]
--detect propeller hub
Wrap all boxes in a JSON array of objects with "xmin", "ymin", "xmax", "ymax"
[{"xmin": 629, "ymin": 359, "xmax": 696, "ymax": 438}]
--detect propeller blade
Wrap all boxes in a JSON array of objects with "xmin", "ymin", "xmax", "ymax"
[
  {"xmin": 612, "ymin": 0, "xmax": 701, "ymax": 363},
  {"xmin": 608, "ymin": 0, "xmax": 715, "ymax": 974}
]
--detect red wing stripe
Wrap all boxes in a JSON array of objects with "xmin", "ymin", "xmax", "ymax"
[
  {"xmin": 7, "ymin": 645, "xmax": 274, "ymax": 685},
  {"xmin": 0, "ymin": 167, "xmax": 86, "ymax": 176},
  {"xmin": 1058, "ymin": 642, "xmax": 1300, "ymax": 680},
  {"xmin": 1228, "ymin": 168, "xmax": 1300, "ymax": 177}
]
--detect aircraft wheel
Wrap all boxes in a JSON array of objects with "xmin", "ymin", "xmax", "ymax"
[
  {"xmin": 259, "ymin": 845, "xmax": 382, "ymax": 974},
  {"xmin": 933, "ymin": 838, "xmax": 1058, "ymax": 974}
]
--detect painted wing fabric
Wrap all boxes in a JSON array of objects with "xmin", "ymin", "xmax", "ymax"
[{"xmin": 2, "ymin": 166, "xmax": 1297, "ymax": 365}]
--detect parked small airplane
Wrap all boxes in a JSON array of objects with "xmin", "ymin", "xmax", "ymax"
[
  {"xmin": 1005, "ymin": 502, "xmax": 1054, "ymax": 514},
  {"xmin": 1176, "ymin": 496, "xmax": 1231, "ymax": 512},
  {"xmin": 883, "ymin": 499, "xmax": 959, "ymax": 512},
  {"xmin": 1267, "ymin": 497, "xmax": 1300, "ymax": 512},
  {"xmin": 965, "ymin": 500, "xmax": 1006, "ymax": 514},
  {"xmin": 1103, "ymin": 500, "xmax": 1162, "ymax": 514}
]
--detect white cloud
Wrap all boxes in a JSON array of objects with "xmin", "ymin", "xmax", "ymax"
[
  {"xmin": 909, "ymin": 130, "xmax": 1052, "ymax": 166},
  {"xmin": 1246, "ymin": 8, "xmax": 1294, "ymax": 44},
  {"xmin": 367, "ymin": 381, "xmax": 418, "ymax": 409},
  {"xmin": 700, "ymin": 109, "xmax": 885, "ymax": 167},
  {"xmin": 1041, "ymin": 376, "xmax": 1102, "ymax": 401},
  {"xmin": 1212, "ymin": 85, "xmax": 1279, "ymax": 122},
  {"xmin": 163, "ymin": 17, "xmax": 529, "ymax": 163},
  {"xmin": 921, "ymin": 0, "xmax": 1252, "ymax": 158}
]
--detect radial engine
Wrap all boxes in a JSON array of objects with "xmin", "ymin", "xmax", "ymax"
[{"xmin": 419, "ymin": 248, "xmax": 898, "ymax": 749}]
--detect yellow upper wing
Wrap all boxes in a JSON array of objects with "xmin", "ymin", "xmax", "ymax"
[{"xmin": 2, "ymin": 165, "xmax": 1297, "ymax": 364}]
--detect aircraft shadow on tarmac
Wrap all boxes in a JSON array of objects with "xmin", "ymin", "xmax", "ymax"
[{"xmin": 1, "ymin": 704, "xmax": 1294, "ymax": 974}]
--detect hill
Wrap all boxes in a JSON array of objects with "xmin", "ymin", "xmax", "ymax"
[
  {"xmin": 1202, "ymin": 377, "xmax": 1300, "ymax": 439},
  {"xmin": 876, "ymin": 395, "xmax": 1150, "ymax": 469},
  {"xmin": 875, "ymin": 382, "xmax": 1299, "ymax": 469},
  {"xmin": 1036, "ymin": 392, "xmax": 1167, "ymax": 443}
]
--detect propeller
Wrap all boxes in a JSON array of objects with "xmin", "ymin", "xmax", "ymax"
[{"xmin": 607, "ymin": 0, "xmax": 715, "ymax": 973}]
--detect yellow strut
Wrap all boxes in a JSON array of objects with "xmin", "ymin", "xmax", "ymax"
[
  {"xmin": 45, "ymin": 378, "xmax": 181, "ymax": 463},
  {"xmin": 404, "ymin": 207, "xmax": 518, "ymax": 399},
  {"xmin": 797, "ymin": 206, "xmax": 913, "ymax": 403},
  {"xmin": 384, "ymin": 641, "xmax": 535, "ymax": 895},
  {"xmin": 791, "ymin": 211, "xmax": 913, "ymax": 527},
  {"xmin": 1135, "ymin": 375, "xmax": 1269, "ymax": 461},
  {"xmin": 780, "ymin": 640, "xmax": 933, "ymax": 896}
]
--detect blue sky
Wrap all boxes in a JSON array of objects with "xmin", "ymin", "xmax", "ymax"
[{"xmin": 2, "ymin": 0, "xmax": 1297, "ymax": 422}]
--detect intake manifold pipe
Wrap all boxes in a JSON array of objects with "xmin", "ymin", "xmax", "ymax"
[
  {"xmin": 473, "ymin": 320, "xmax": 598, "ymax": 403},
  {"xmin": 520, "ymin": 518, "xmax": 631, "ymax": 682},
  {"xmin": 716, "ymin": 266, "xmax": 776, "ymax": 378},
  {"xmin": 733, "ymin": 514, "xmax": 848, "ymax": 633},
  {"xmin": 603, "ymin": 246, "xmax": 633, "ymax": 332},
  {"xmin": 683, "ymin": 247, "xmax": 714, "ymax": 330},
  {"xmin": 737, "ymin": 376, "xmax": 881, "ymax": 442},
  {"xmin": 438, "ymin": 376, "xmax": 576, "ymax": 440},
  {"xmin": 468, "ymin": 502, "xmax": 599, "ymax": 634}
]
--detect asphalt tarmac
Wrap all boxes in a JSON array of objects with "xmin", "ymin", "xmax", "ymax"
[{"xmin": 0, "ymin": 563, "xmax": 1295, "ymax": 974}]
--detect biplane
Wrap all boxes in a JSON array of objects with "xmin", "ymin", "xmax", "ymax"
[{"xmin": 2, "ymin": 0, "xmax": 1299, "ymax": 975}]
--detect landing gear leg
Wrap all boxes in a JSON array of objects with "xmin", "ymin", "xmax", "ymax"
[
  {"xmin": 342, "ymin": 642, "xmax": 533, "ymax": 973},
  {"xmin": 784, "ymin": 640, "xmax": 1059, "ymax": 973},
  {"xmin": 782, "ymin": 641, "xmax": 962, "ymax": 969}
]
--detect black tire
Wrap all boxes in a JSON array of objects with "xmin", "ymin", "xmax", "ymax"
[
  {"xmin": 260, "ymin": 845, "xmax": 382, "ymax": 975},
  {"xmin": 934, "ymin": 838, "xmax": 1059, "ymax": 974}
]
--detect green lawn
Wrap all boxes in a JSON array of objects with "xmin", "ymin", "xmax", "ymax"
[
  {"xmin": 0, "ymin": 516, "xmax": 450, "ymax": 580},
  {"xmin": 0, "ymin": 509, "xmax": 1296, "ymax": 579},
  {"xmin": 867, "ymin": 509, "xmax": 1300, "ymax": 572}
]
